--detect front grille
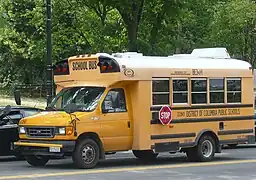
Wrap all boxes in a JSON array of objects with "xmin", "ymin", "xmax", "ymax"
[{"xmin": 26, "ymin": 127, "xmax": 54, "ymax": 138}]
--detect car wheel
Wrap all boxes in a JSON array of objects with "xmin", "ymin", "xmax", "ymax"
[
  {"xmin": 72, "ymin": 138, "xmax": 100, "ymax": 169},
  {"xmin": 25, "ymin": 155, "xmax": 49, "ymax": 167},
  {"xmin": 186, "ymin": 134, "xmax": 216, "ymax": 162}
]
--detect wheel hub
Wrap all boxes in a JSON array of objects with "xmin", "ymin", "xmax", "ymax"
[
  {"xmin": 82, "ymin": 145, "xmax": 95, "ymax": 164},
  {"xmin": 201, "ymin": 140, "xmax": 213, "ymax": 158}
]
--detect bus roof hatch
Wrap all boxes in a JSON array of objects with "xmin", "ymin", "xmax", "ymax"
[{"xmin": 191, "ymin": 47, "xmax": 231, "ymax": 59}]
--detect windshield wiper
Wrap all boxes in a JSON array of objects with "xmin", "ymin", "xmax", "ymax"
[{"xmin": 45, "ymin": 106, "xmax": 58, "ymax": 111}]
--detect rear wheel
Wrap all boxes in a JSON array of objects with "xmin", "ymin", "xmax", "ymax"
[
  {"xmin": 132, "ymin": 150, "xmax": 158, "ymax": 161},
  {"xmin": 186, "ymin": 134, "xmax": 216, "ymax": 162},
  {"xmin": 25, "ymin": 155, "xmax": 49, "ymax": 167},
  {"xmin": 72, "ymin": 138, "xmax": 100, "ymax": 169}
]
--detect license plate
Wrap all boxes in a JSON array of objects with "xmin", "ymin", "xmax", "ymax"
[{"xmin": 49, "ymin": 147, "xmax": 61, "ymax": 152}]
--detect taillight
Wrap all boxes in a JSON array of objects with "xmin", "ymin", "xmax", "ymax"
[{"xmin": 53, "ymin": 59, "xmax": 70, "ymax": 75}]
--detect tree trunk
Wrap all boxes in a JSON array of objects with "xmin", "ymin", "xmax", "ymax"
[
  {"xmin": 127, "ymin": 20, "xmax": 138, "ymax": 51},
  {"xmin": 116, "ymin": 0, "xmax": 144, "ymax": 52},
  {"xmin": 175, "ymin": 21, "xmax": 182, "ymax": 54}
]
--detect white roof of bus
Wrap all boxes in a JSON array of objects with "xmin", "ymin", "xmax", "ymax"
[{"xmin": 96, "ymin": 48, "xmax": 251, "ymax": 69}]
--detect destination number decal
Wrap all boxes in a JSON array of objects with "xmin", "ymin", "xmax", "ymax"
[{"xmin": 72, "ymin": 61, "xmax": 97, "ymax": 71}]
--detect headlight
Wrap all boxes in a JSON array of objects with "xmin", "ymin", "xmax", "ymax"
[
  {"xmin": 56, "ymin": 127, "xmax": 73, "ymax": 135},
  {"xmin": 58, "ymin": 127, "xmax": 66, "ymax": 135},
  {"xmin": 19, "ymin": 127, "xmax": 25, "ymax": 134}
]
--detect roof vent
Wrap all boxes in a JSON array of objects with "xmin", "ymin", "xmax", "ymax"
[{"xmin": 191, "ymin": 47, "xmax": 231, "ymax": 59}]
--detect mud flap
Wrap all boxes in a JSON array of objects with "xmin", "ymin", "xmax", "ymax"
[
  {"xmin": 248, "ymin": 135, "xmax": 255, "ymax": 144},
  {"xmin": 216, "ymin": 144, "xmax": 222, "ymax": 153}
]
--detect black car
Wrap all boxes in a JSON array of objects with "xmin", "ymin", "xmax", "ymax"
[{"xmin": 0, "ymin": 105, "xmax": 42, "ymax": 157}]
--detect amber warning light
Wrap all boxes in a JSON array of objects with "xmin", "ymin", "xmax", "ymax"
[{"xmin": 97, "ymin": 56, "xmax": 120, "ymax": 73}]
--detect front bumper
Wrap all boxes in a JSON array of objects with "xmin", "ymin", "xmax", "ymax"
[{"xmin": 13, "ymin": 140, "xmax": 76, "ymax": 156}]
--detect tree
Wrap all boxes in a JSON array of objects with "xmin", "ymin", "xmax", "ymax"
[{"xmin": 209, "ymin": 0, "xmax": 256, "ymax": 67}]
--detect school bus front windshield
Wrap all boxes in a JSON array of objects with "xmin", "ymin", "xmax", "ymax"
[{"xmin": 47, "ymin": 86, "xmax": 106, "ymax": 112}]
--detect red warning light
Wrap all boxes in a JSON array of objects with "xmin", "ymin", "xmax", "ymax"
[
  {"xmin": 62, "ymin": 67, "xmax": 68, "ymax": 72},
  {"xmin": 53, "ymin": 59, "xmax": 70, "ymax": 75},
  {"xmin": 97, "ymin": 56, "xmax": 120, "ymax": 73}
]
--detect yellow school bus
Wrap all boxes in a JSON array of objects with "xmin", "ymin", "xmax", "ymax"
[{"xmin": 14, "ymin": 48, "xmax": 255, "ymax": 169}]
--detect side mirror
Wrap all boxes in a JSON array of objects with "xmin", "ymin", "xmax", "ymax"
[
  {"xmin": 14, "ymin": 89, "xmax": 21, "ymax": 105},
  {"xmin": 64, "ymin": 103, "xmax": 78, "ymax": 114}
]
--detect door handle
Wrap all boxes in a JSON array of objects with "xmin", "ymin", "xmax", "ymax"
[
  {"xmin": 219, "ymin": 122, "xmax": 227, "ymax": 130},
  {"xmin": 127, "ymin": 121, "xmax": 130, "ymax": 128}
]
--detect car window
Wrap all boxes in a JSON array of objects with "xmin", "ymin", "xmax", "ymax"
[
  {"xmin": 3, "ymin": 113, "xmax": 23, "ymax": 120},
  {"xmin": 24, "ymin": 109, "xmax": 40, "ymax": 117},
  {"xmin": 102, "ymin": 88, "xmax": 127, "ymax": 113}
]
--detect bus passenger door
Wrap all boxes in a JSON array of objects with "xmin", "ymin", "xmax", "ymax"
[{"xmin": 99, "ymin": 88, "xmax": 133, "ymax": 151}]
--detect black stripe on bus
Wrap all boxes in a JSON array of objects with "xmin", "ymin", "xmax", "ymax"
[
  {"xmin": 151, "ymin": 142, "xmax": 195, "ymax": 149},
  {"xmin": 151, "ymin": 133, "xmax": 196, "ymax": 140},
  {"xmin": 150, "ymin": 138, "xmax": 251, "ymax": 151},
  {"xmin": 219, "ymin": 138, "xmax": 248, "ymax": 144},
  {"xmin": 150, "ymin": 104, "xmax": 253, "ymax": 111},
  {"xmin": 218, "ymin": 129, "xmax": 254, "ymax": 135},
  {"xmin": 150, "ymin": 115, "xmax": 254, "ymax": 124}
]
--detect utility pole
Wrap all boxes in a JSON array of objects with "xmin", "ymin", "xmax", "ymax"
[{"xmin": 46, "ymin": 0, "xmax": 53, "ymax": 105}]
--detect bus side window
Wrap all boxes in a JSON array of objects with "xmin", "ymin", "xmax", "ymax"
[{"xmin": 102, "ymin": 88, "xmax": 127, "ymax": 113}]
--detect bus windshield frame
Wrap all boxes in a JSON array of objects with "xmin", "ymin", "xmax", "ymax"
[{"xmin": 47, "ymin": 86, "xmax": 106, "ymax": 112}]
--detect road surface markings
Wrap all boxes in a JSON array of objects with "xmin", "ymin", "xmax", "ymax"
[{"xmin": 1, "ymin": 159, "xmax": 256, "ymax": 179}]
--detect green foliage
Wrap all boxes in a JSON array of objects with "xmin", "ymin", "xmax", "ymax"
[
  {"xmin": 208, "ymin": 0, "xmax": 256, "ymax": 66},
  {"xmin": 0, "ymin": 0, "xmax": 256, "ymax": 91}
]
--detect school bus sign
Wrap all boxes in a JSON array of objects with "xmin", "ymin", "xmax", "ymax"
[{"xmin": 159, "ymin": 106, "xmax": 172, "ymax": 125}]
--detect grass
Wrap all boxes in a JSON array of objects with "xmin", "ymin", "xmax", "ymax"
[{"xmin": 0, "ymin": 95, "xmax": 46, "ymax": 109}]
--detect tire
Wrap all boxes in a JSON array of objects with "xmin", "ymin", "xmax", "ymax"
[
  {"xmin": 132, "ymin": 150, "xmax": 158, "ymax": 161},
  {"xmin": 186, "ymin": 135, "xmax": 216, "ymax": 162},
  {"xmin": 25, "ymin": 155, "xmax": 49, "ymax": 167},
  {"xmin": 72, "ymin": 138, "xmax": 100, "ymax": 169},
  {"xmin": 13, "ymin": 151, "xmax": 25, "ymax": 160}
]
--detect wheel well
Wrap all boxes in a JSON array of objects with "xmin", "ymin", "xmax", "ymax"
[
  {"xmin": 76, "ymin": 132, "xmax": 105, "ymax": 159},
  {"xmin": 197, "ymin": 131, "xmax": 220, "ymax": 152}
]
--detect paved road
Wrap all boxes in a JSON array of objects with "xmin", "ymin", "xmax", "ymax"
[{"xmin": 1, "ymin": 145, "xmax": 256, "ymax": 180}]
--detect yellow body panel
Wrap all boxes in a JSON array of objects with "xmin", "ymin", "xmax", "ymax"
[{"xmin": 15, "ymin": 54, "xmax": 255, "ymax": 154}]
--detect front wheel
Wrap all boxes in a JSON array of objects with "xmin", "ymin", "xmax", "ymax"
[
  {"xmin": 25, "ymin": 155, "xmax": 49, "ymax": 167},
  {"xmin": 186, "ymin": 135, "xmax": 216, "ymax": 162},
  {"xmin": 72, "ymin": 139, "xmax": 100, "ymax": 169}
]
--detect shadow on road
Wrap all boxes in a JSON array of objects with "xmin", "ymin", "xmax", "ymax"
[
  {"xmin": 1, "ymin": 145, "xmax": 256, "ymax": 169},
  {"xmin": 29, "ymin": 153, "xmax": 248, "ymax": 170},
  {"xmin": 223, "ymin": 144, "xmax": 256, "ymax": 150},
  {"xmin": 0, "ymin": 156, "xmax": 23, "ymax": 162}
]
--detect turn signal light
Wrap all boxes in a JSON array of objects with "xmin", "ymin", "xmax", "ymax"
[{"xmin": 66, "ymin": 126, "xmax": 73, "ymax": 135}]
